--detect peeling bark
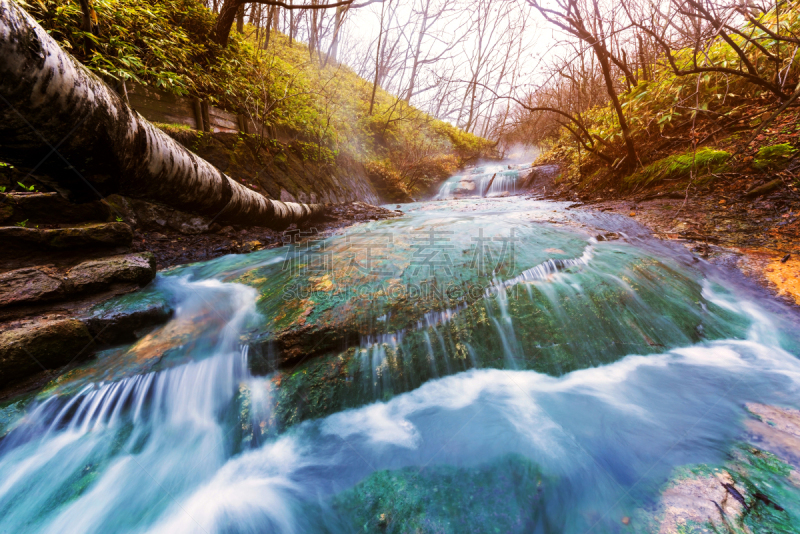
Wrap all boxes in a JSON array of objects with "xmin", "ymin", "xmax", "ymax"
[{"xmin": 0, "ymin": 0, "xmax": 322, "ymax": 228}]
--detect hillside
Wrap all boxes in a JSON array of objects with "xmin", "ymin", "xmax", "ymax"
[
  {"xmin": 7, "ymin": 0, "xmax": 493, "ymax": 201},
  {"xmin": 522, "ymin": 1, "xmax": 800, "ymax": 304}
]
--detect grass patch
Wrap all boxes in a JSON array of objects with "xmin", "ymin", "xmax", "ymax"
[
  {"xmin": 754, "ymin": 143, "xmax": 797, "ymax": 171},
  {"xmin": 153, "ymin": 122, "xmax": 195, "ymax": 131},
  {"xmin": 625, "ymin": 148, "xmax": 731, "ymax": 188}
]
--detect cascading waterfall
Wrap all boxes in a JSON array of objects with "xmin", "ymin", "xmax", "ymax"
[
  {"xmin": 1, "ymin": 197, "xmax": 799, "ymax": 533},
  {"xmin": 434, "ymin": 162, "xmax": 531, "ymax": 199}
]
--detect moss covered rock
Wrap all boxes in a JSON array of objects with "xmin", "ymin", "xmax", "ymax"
[{"xmin": 331, "ymin": 454, "xmax": 547, "ymax": 534}]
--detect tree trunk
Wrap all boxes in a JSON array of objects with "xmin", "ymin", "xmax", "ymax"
[
  {"xmin": 262, "ymin": 6, "xmax": 273, "ymax": 49},
  {"xmin": 368, "ymin": 0, "xmax": 387, "ymax": 115},
  {"xmin": 593, "ymin": 44, "xmax": 638, "ymax": 166},
  {"xmin": 0, "ymin": 0, "xmax": 322, "ymax": 228},
  {"xmin": 213, "ymin": 0, "xmax": 241, "ymax": 46},
  {"xmin": 289, "ymin": 0, "xmax": 294, "ymax": 44},
  {"xmin": 324, "ymin": 5, "xmax": 345, "ymax": 67},
  {"xmin": 236, "ymin": 3, "xmax": 244, "ymax": 33}
]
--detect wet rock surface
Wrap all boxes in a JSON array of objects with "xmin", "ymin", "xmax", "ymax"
[
  {"xmin": 65, "ymin": 253, "xmax": 156, "ymax": 293},
  {"xmin": 131, "ymin": 201, "xmax": 401, "ymax": 269},
  {"xmin": 656, "ymin": 470, "xmax": 746, "ymax": 534},
  {"xmin": 745, "ymin": 403, "xmax": 800, "ymax": 469},
  {"xmin": 647, "ymin": 404, "xmax": 800, "ymax": 533},
  {"xmin": 0, "ymin": 318, "xmax": 94, "ymax": 388},
  {"xmin": 82, "ymin": 298, "xmax": 173, "ymax": 346}
]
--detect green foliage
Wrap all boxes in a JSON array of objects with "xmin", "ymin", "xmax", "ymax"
[
  {"xmin": 625, "ymin": 149, "xmax": 731, "ymax": 188},
  {"xmin": 22, "ymin": 0, "xmax": 488, "ymax": 197},
  {"xmin": 16, "ymin": 182, "xmax": 36, "ymax": 192},
  {"xmin": 15, "ymin": 219, "xmax": 29, "ymax": 227},
  {"xmin": 20, "ymin": 0, "xmax": 217, "ymax": 94},
  {"xmin": 365, "ymin": 160, "xmax": 410, "ymax": 202},
  {"xmin": 753, "ymin": 143, "xmax": 797, "ymax": 171}
]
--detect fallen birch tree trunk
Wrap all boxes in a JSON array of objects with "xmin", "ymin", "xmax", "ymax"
[{"xmin": 0, "ymin": 0, "xmax": 322, "ymax": 228}]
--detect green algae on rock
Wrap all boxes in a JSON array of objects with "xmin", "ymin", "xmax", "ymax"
[
  {"xmin": 641, "ymin": 404, "xmax": 800, "ymax": 534},
  {"xmin": 331, "ymin": 454, "xmax": 548, "ymax": 534}
]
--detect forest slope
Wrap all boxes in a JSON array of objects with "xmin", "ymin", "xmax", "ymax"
[{"xmin": 5, "ymin": 0, "xmax": 493, "ymax": 201}]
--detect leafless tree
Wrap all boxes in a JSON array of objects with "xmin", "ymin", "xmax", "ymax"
[{"xmin": 527, "ymin": 0, "xmax": 640, "ymax": 167}]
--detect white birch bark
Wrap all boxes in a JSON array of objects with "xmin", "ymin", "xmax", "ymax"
[{"xmin": 0, "ymin": 0, "xmax": 322, "ymax": 228}]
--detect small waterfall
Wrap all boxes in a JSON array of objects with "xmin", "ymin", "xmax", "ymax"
[
  {"xmin": 37, "ymin": 347, "xmax": 250, "ymax": 437},
  {"xmin": 434, "ymin": 163, "xmax": 530, "ymax": 199},
  {"xmin": 485, "ymin": 241, "xmax": 595, "ymax": 296},
  {"xmin": 359, "ymin": 333, "xmax": 402, "ymax": 397},
  {"xmin": 0, "ymin": 275, "xmax": 266, "ymax": 534}
]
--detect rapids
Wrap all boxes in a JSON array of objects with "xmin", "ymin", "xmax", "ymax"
[{"xmin": 1, "ymin": 179, "xmax": 800, "ymax": 533}]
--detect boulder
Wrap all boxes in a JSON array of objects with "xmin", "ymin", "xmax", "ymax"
[
  {"xmin": 0, "ymin": 253, "xmax": 155, "ymax": 310},
  {"xmin": 66, "ymin": 253, "xmax": 156, "ymax": 294},
  {"xmin": 0, "ymin": 318, "xmax": 94, "ymax": 387},
  {"xmin": 1, "ymin": 222, "xmax": 133, "ymax": 250},
  {"xmin": 82, "ymin": 299, "xmax": 173, "ymax": 346},
  {"xmin": 0, "ymin": 267, "xmax": 66, "ymax": 308}
]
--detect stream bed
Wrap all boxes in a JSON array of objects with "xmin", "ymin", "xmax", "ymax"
[{"xmin": 1, "ymin": 187, "xmax": 800, "ymax": 533}]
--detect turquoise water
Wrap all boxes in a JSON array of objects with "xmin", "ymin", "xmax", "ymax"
[{"xmin": 1, "ymin": 194, "xmax": 799, "ymax": 533}]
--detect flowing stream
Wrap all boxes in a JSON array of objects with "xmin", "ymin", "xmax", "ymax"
[{"xmin": 1, "ymin": 169, "xmax": 800, "ymax": 533}]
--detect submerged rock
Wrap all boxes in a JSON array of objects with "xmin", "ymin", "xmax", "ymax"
[
  {"xmin": 0, "ymin": 318, "xmax": 94, "ymax": 388},
  {"xmin": 745, "ymin": 403, "xmax": 800, "ymax": 469},
  {"xmin": 332, "ymin": 454, "xmax": 546, "ymax": 534},
  {"xmin": 650, "ymin": 405, "xmax": 800, "ymax": 533},
  {"xmin": 82, "ymin": 296, "xmax": 173, "ymax": 346}
]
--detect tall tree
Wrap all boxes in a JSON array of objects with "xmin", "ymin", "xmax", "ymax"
[{"xmin": 368, "ymin": 0, "xmax": 389, "ymax": 115}]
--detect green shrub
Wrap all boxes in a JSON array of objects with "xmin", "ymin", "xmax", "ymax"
[
  {"xmin": 22, "ymin": 0, "xmax": 489, "ymax": 194},
  {"xmin": 625, "ymin": 148, "xmax": 731, "ymax": 188},
  {"xmin": 753, "ymin": 143, "xmax": 797, "ymax": 171},
  {"xmin": 365, "ymin": 161, "xmax": 410, "ymax": 202}
]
